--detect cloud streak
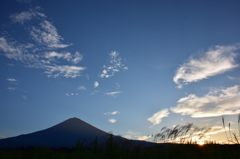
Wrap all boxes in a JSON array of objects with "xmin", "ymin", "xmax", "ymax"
[
  {"xmin": 173, "ymin": 44, "xmax": 239, "ymax": 88},
  {"xmin": 7, "ymin": 78, "xmax": 17, "ymax": 82},
  {"xmin": 123, "ymin": 131, "xmax": 151, "ymax": 141},
  {"xmin": 45, "ymin": 65, "xmax": 85, "ymax": 78},
  {"xmin": 171, "ymin": 85, "xmax": 240, "ymax": 118},
  {"xmin": 105, "ymin": 91, "xmax": 121, "ymax": 97},
  {"xmin": 104, "ymin": 111, "xmax": 119, "ymax": 116},
  {"xmin": 65, "ymin": 92, "xmax": 79, "ymax": 96},
  {"xmin": 148, "ymin": 109, "xmax": 169, "ymax": 125},
  {"xmin": 44, "ymin": 51, "xmax": 82, "ymax": 64},
  {"xmin": 78, "ymin": 85, "xmax": 86, "ymax": 91}
]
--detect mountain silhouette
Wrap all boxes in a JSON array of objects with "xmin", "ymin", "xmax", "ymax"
[{"xmin": 0, "ymin": 117, "xmax": 129, "ymax": 148}]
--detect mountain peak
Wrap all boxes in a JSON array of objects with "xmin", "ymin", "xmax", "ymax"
[
  {"xmin": 50, "ymin": 117, "xmax": 96, "ymax": 131},
  {"xmin": 0, "ymin": 117, "xmax": 110, "ymax": 148},
  {"xmin": 56, "ymin": 117, "xmax": 89, "ymax": 128},
  {"xmin": 64, "ymin": 117, "xmax": 83, "ymax": 123}
]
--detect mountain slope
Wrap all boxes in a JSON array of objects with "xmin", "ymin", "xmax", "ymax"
[{"xmin": 0, "ymin": 117, "xmax": 127, "ymax": 148}]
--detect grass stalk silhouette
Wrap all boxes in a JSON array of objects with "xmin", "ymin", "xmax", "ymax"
[
  {"xmin": 222, "ymin": 114, "xmax": 240, "ymax": 144},
  {"xmin": 154, "ymin": 123, "xmax": 210, "ymax": 144}
]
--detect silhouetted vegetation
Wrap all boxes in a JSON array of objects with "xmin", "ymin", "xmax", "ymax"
[
  {"xmin": 222, "ymin": 114, "xmax": 240, "ymax": 144},
  {"xmin": 154, "ymin": 123, "xmax": 211, "ymax": 144},
  {"xmin": 1, "ymin": 135, "xmax": 240, "ymax": 159}
]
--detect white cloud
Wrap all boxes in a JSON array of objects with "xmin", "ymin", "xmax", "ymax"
[
  {"xmin": 111, "ymin": 111, "xmax": 119, "ymax": 115},
  {"xmin": 10, "ymin": 9, "xmax": 45, "ymax": 24},
  {"xmin": 105, "ymin": 91, "xmax": 121, "ymax": 97},
  {"xmin": 44, "ymin": 51, "xmax": 82, "ymax": 64},
  {"xmin": 148, "ymin": 109, "xmax": 169, "ymax": 125},
  {"xmin": 100, "ymin": 51, "xmax": 128, "ymax": 78},
  {"xmin": 137, "ymin": 135, "xmax": 151, "ymax": 141},
  {"xmin": 123, "ymin": 131, "xmax": 151, "ymax": 141},
  {"xmin": 0, "ymin": 37, "xmax": 39, "ymax": 65},
  {"xmin": 44, "ymin": 51, "xmax": 71, "ymax": 60},
  {"xmin": 31, "ymin": 20, "xmax": 70, "ymax": 49},
  {"xmin": 65, "ymin": 92, "xmax": 79, "ymax": 96},
  {"xmin": 0, "ymin": 37, "xmax": 15, "ymax": 54},
  {"xmin": 104, "ymin": 111, "xmax": 119, "ymax": 116},
  {"xmin": 0, "ymin": 9, "xmax": 85, "ymax": 79},
  {"xmin": 105, "ymin": 111, "xmax": 119, "ymax": 124},
  {"xmin": 71, "ymin": 52, "xmax": 83, "ymax": 64},
  {"xmin": 11, "ymin": 11, "xmax": 34, "ymax": 23},
  {"xmin": 173, "ymin": 45, "xmax": 239, "ymax": 88},
  {"xmin": 65, "ymin": 93, "xmax": 70, "ymax": 96},
  {"xmin": 7, "ymin": 78, "xmax": 17, "ymax": 82},
  {"xmin": 45, "ymin": 65, "xmax": 85, "ymax": 78},
  {"xmin": 6, "ymin": 78, "xmax": 18, "ymax": 91},
  {"xmin": 94, "ymin": 81, "xmax": 99, "ymax": 88},
  {"xmin": 78, "ymin": 85, "xmax": 86, "ymax": 91},
  {"xmin": 171, "ymin": 85, "xmax": 240, "ymax": 118},
  {"xmin": 0, "ymin": 37, "xmax": 32, "ymax": 61},
  {"xmin": 108, "ymin": 118, "xmax": 117, "ymax": 124}
]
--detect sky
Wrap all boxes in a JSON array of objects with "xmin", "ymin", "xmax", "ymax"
[{"xmin": 1, "ymin": 0, "xmax": 240, "ymax": 143}]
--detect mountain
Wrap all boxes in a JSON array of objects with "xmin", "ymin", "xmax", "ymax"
[{"xmin": 0, "ymin": 117, "xmax": 129, "ymax": 148}]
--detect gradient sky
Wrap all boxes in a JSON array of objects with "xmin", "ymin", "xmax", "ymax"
[{"xmin": 1, "ymin": 0, "xmax": 240, "ymax": 143}]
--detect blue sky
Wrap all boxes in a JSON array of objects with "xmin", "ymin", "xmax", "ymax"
[{"xmin": 1, "ymin": 0, "xmax": 240, "ymax": 143}]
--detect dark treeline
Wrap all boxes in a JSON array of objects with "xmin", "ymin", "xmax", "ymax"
[{"xmin": 0, "ymin": 142, "xmax": 240, "ymax": 159}]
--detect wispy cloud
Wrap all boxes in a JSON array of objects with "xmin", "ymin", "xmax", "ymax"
[
  {"xmin": 123, "ymin": 131, "xmax": 151, "ymax": 141},
  {"xmin": 78, "ymin": 85, "xmax": 86, "ymax": 91},
  {"xmin": 94, "ymin": 81, "xmax": 99, "ymax": 88},
  {"xmin": 104, "ymin": 111, "xmax": 119, "ymax": 116},
  {"xmin": 6, "ymin": 77, "xmax": 18, "ymax": 91},
  {"xmin": 227, "ymin": 75, "xmax": 240, "ymax": 81},
  {"xmin": 148, "ymin": 109, "xmax": 169, "ymax": 126},
  {"xmin": 105, "ymin": 91, "xmax": 121, "ymax": 97},
  {"xmin": 173, "ymin": 44, "xmax": 239, "ymax": 88},
  {"xmin": 171, "ymin": 85, "xmax": 240, "ymax": 118},
  {"xmin": 44, "ymin": 51, "xmax": 82, "ymax": 64},
  {"xmin": 10, "ymin": 8, "xmax": 45, "ymax": 24},
  {"xmin": 10, "ymin": 8, "xmax": 69, "ymax": 48},
  {"xmin": 104, "ymin": 111, "xmax": 119, "ymax": 124},
  {"xmin": 110, "ymin": 111, "xmax": 119, "ymax": 115},
  {"xmin": 0, "ymin": 8, "xmax": 85, "ymax": 78},
  {"xmin": 65, "ymin": 92, "xmax": 79, "ymax": 96},
  {"xmin": 108, "ymin": 118, "xmax": 117, "ymax": 124},
  {"xmin": 0, "ymin": 37, "xmax": 34, "ymax": 62},
  {"xmin": 100, "ymin": 51, "xmax": 128, "ymax": 78},
  {"xmin": 137, "ymin": 135, "xmax": 151, "ymax": 141},
  {"xmin": 30, "ymin": 19, "xmax": 70, "ymax": 48},
  {"xmin": 7, "ymin": 78, "xmax": 17, "ymax": 82},
  {"xmin": 45, "ymin": 65, "xmax": 85, "ymax": 78}
]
